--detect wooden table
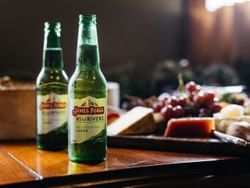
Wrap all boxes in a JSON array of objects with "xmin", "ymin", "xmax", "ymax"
[{"xmin": 1, "ymin": 141, "xmax": 250, "ymax": 187}]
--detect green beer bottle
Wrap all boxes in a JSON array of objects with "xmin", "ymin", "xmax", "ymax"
[
  {"xmin": 68, "ymin": 15, "xmax": 107, "ymax": 163},
  {"xmin": 36, "ymin": 22, "xmax": 68, "ymax": 150}
]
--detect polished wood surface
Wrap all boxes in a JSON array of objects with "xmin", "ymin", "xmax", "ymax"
[
  {"xmin": 2, "ymin": 142, "xmax": 232, "ymax": 176},
  {"xmin": 0, "ymin": 148, "xmax": 37, "ymax": 186},
  {"xmin": 0, "ymin": 141, "xmax": 250, "ymax": 187}
]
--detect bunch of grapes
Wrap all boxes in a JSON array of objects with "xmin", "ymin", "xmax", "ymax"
[{"xmin": 153, "ymin": 81, "xmax": 222, "ymax": 120}]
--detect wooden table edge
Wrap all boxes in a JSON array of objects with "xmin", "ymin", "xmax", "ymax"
[{"xmin": 14, "ymin": 157, "xmax": 250, "ymax": 187}]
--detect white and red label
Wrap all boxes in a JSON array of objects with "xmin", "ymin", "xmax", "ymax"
[
  {"xmin": 37, "ymin": 93, "xmax": 67, "ymax": 134},
  {"xmin": 69, "ymin": 96, "xmax": 106, "ymax": 144}
]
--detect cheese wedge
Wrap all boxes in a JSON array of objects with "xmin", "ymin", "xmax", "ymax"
[{"xmin": 107, "ymin": 106, "xmax": 156, "ymax": 136}]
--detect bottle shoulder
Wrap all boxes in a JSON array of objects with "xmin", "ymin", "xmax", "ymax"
[
  {"xmin": 68, "ymin": 68, "xmax": 107, "ymax": 98},
  {"xmin": 36, "ymin": 68, "xmax": 68, "ymax": 86},
  {"xmin": 69, "ymin": 68, "xmax": 107, "ymax": 86}
]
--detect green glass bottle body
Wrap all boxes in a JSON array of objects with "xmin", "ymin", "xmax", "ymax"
[
  {"xmin": 36, "ymin": 22, "xmax": 68, "ymax": 150},
  {"xmin": 68, "ymin": 15, "xmax": 107, "ymax": 163}
]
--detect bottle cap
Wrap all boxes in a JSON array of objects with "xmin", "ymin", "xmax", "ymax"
[
  {"xmin": 79, "ymin": 14, "xmax": 96, "ymax": 24},
  {"xmin": 44, "ymin": 22, "xmax": 61, "ymax": 32}
]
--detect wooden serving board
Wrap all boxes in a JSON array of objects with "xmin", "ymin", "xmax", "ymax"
[{"xmin": 108, "ymin": 135, "xmax": 250, "ymax": 157}]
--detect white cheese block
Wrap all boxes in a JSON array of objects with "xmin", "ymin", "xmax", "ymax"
[
  {"xmin": 215, "ymin": 115, "xmax": 250, "ymax": 132},
  {"xmin": 217, "ymin": 104, "xmax": 244, "ymax": 119},
  {"xmin": 107, "ymin": 106, "xmax": 156, "ymax": 136}
]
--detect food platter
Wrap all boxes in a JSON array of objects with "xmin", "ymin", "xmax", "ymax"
[{"xmin": 107, "ymin": 82, "xmax": 250, "ymax": 157}]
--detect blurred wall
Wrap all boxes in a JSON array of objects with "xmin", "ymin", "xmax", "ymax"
[
  {"xmin": 185, "ymin": 0, "xmax": 250, "ymax": 88},
  {"xmin": 186, "ymin": 0, "xmax": 250, "ymax": 65},
  {"xmin": 0, "ymin": 0, "xmax": 184, "ymax": 80}
]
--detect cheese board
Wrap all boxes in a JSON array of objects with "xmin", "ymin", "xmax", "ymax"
[{"xmin": 107, "ymin": 134, "xmax": 250, "ymax": 157}]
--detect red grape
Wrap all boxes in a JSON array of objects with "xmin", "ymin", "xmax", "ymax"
[
  {"xmin": 204, "ymin": 91, "xmax": 215, "ymax": 105},
  {"xmin": 153, "ymin": 101, "xmax": 165, "ymax": 112},
  {"xmin": 193, "ymin": 92, "xmax": 206, "ymax": 106},
  {"xmin": 185, "ymin": 81, "xmax": 201, "ymax": 93},
  {"xmin": 172, "ymin": 105, "xmax": 185, "ymax": 118},
  {"xmin": 178, "ymin": 96, "xmax": 188, "ymax": 107},
  {"xmin": 160, "ymin": 105, "xmax": 173, "ymax": 119},
  {"xmin": 167, "ymin": 96, "xmax": 188, "ymax": 107},
  {"xmin": 170, "ymin": 96, "xmax": 179, "ymax": 106}
]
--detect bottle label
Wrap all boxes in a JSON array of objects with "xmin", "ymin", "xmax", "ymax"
[
  {"xmin": 69, "ymin": 96, "xmax": 106, "ymax": 144},
  {"xmin": 37, "ymin": 93, "xmax": 67, "ymax": 134}
]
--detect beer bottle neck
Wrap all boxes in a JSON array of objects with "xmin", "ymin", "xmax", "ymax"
[
  {"xmin": 42, "ymin": 22, "xmax": 64, "ymax": 69},
  {"xmin": 76, "ymin": 17, "xmax": 100, "ymax": 69},
  {"xmin": 43, "ymin": 49, "xmax": 63, "ymax": 69}
]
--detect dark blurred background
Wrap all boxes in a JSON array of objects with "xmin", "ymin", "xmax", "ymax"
[{"xmin": 1, "ymin": 0, "xmax": 250, "ymax": 97}]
